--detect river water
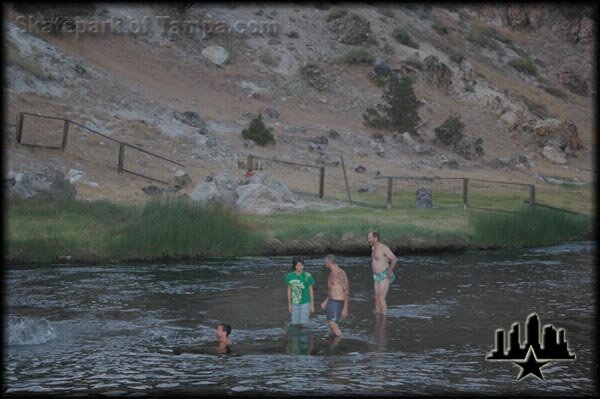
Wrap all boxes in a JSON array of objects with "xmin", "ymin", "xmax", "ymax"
[{"xmin": 4, "ymin": 241, "xmax": 597, "ymax": 396}]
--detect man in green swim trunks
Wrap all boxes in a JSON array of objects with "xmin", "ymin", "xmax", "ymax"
[{"xmin": 368, "ymin": 231, "xmax": 398, "ymax": 315}]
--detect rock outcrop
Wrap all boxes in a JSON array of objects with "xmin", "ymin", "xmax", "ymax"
[
  {"xmin": 423, "ymin": 55, "xmax": 453, "ymax": 93},
  {"xmin": 201, "ymin": 45, "xmax": 230, "ymax": 66},
  {"xmin": 8, "ymin": 167, "xmax": 77, "ymax": 200},
  {"xmin": 415, "ymin": 187, "xmax": 433, "ymax": 208},
  {"xmin": 328, "ymin": 13, "xmax": 371, "ymax": 45}
]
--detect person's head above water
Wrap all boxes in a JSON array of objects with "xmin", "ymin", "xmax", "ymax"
[
  {"xmin": 216, "ymin": 323, "xmax": 232, "ymax": 339},
  {"xmin": 367, "ymin": 231, "xmax": 381, "ymax": 246},
  {"xmin": 324, "ymin": 254, "xmax": 337, "ymax": 269},
  {"xmin": 292, "ymin": 256, "xmax": 305, "ymax": 273}
]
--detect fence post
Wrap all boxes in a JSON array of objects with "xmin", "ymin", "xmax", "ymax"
[
  {"xmin": 61, "ymin": 120, "xmax": 70, "ymax": 151},
  {"xmin": 247, "ymin": 155, "xmax": 254, "ymax": 172},
  {"xmin": 462, "ymin": 178, "xmax": 469, "ymax": 209},
  {"xmin": 340, "ymin": 154, "xmax": 352, "ymax": 204},
  {"xmin": 529, "ymin": 184, "xmax": 536, "ymax": 210},
  {"xmin": 118, "ymin": 143, "xmax": 125, "ymax": 173},
  {"xmin": 16, "ymin": 112, "xmax": 24, "ymax": 144},
  {"xmin": 319, "ymin": 167, "xmax": 325, "ymax": 199},
  {"xmin": 386, "ymin": 177, "xmax": 393, "ymax": 209}
]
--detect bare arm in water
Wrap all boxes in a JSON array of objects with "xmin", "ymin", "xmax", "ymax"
[
  {"xmin": 340, "ymin": 270, "xmax": 350, "ymax": 318},
  {"xmin": 384, "ymin": 245, "xmax": 398, "ymax": 279},
  {"xmin": 310, "ymin": 285, "xmax": 315, "ymax": 313},
  {"xmin": 287, "ymin": 286, "xmax": 292, "ymax": 313}
]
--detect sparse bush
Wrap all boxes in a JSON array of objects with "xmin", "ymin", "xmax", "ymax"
[
  {"xmin": 467, "ymin": 23, "xmax": 501, "ymax": 51},
  {"xmin": 432, "ymin": 22, "xmax": 448, "ymax": 34},
  {"xmin": 363, "ymin": 76, "xmax": 421, "ymax": 134},
  {"xmin": 336, "ymin": 47, "xmax": 374, "ymax": 65},
  {"xmin": 540, "ymin": 85, "xmax": 568, "ymax": 100},
  {"xmin": 259, "ymin": 49, "xmax": 280, "ymax": 67},
  {"xmin": 464, "ymin": 83, "xmax": 475, "ymax": 92},
  {"xmin": 509, "ymin": 56, "xmax": 537, "ymax": 76},
  {"xmin": 327, "ymin": 7, "xmax": 347, "ymax": 22},
  {"xmin": 241, "ymin": 113, "xmax": 274, "ymax": 146},
  {"xmin": 507, "ymin": 42, "xmax": 529, "ymax": 58},
  {"xmin": 392, "ymin": 27, "xmax": 419, "ymax": 49},
  {"xmin": 404, "ymin": 57, "xmax": 424, "ymax": 70},
  {"xmin": 434, "ymin": 114, "xmax": 464, "ymax": 146}
]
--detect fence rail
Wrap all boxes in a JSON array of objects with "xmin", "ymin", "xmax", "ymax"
[
  {"xmin": 374, "ymin": 175, "xmax": 535, "ymax": 211},
  {"xmin": 15, "ymin": 111, "xmax": 184, "ymax": 185},
  {"xmin": 247, "ymin": 154, "xmax": 326, "ymax": 199}
]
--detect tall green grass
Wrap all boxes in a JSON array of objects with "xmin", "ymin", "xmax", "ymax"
[
  {"xmin": 468, "ymin": 205, "xmax": 592, "ymax": 247},
  {"xmin": 114, "ymin": 198, "xmax": 263, "ymax": 259},
  {"xmin": 6, "ymin": 198, "xmax": 263, "ymax": 263}
]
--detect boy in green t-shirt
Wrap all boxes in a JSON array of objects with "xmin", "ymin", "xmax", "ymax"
[{"xmin": 285, "ymin": 257, "xmax": 315, "ymax": 325}]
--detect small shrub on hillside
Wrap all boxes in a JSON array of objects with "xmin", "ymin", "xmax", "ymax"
[
  {"xmin": 404, "ymin": 57, "xmax": 424, "ymax": 70},
  {"xmin": 540, "ymin": 85, "xmax": 568, "ymax": 100},
  {"xmin": 363, "ymin": 76, "xmax": 421, "ymax": 133},
  {"xmin": 392, "ymin": 27, "xmax": 419, "ymax": 49},
  {"xmin": 464, "ymin": 83, "xmax": 475, "ymax": 92},
  {"xmin": 509, "ymin": 57, "xmax": 537, "ymax": 76},
  {"xmin": 259, "ymin": 49, "xmax": 280, "ymax": 67},
  {"xmin": 432, "ymin": 22, "xmax": 448, "ymax": 34},
  {"xmin": 336, "ymin": 47, "xmax": 374, "ymax": 65},
  {"xmin": 467, "ymin": 24, "xmax": 501, "ymax": 51},
  {"xmin": 241, "ymin": 113, "xmax": 274, "ymax": 146},
  {"xmin": 434, "ymin": 114, "xmax": 464, "ymax": 146}
]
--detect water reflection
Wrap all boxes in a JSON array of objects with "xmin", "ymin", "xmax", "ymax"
[
  {"xmin": 374, "ymin": 314, "xmax": 387, "ymax": 352},
  {"xmin": 286, "ymin": 325, "xmax": 314, "ymax": 356}
]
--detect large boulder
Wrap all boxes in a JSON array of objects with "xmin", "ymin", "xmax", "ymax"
[
  {"xmin": 9, "ymin": 167, "xmax": 76, "ymax": 200},
  {"xmin": 328, "ymin": 13, "xmax": 371, "ymax": 45},
  {"xmin": 173, "ymin": 170, "xmax": 192, "ymax": 189},
  {"xmin": 172, "ymin": 111, "xmax": 205, "ymax": 128},
  {"xmin": 454, "ymin": 136, "xmax": 484, "ymax": 160},
  {"xmin": 423, "ymin": 56, "xmax": 453, "ymax": 93},
  {"xmin": 190, "ymin": 179, "xmax": 223, "ymax": 206},
  {"xmin": 542, "ymin": 145, "xmax": 568, "ymax": 165},
  {"xmin": 415, "ymin": 187, "xmax": 433, "ymax": 208},
  {"xmin": 511, "ymin": 118, "xmax": 583, "ymax": 152},
  {"xmin": 201, "ymin": 45, "xmax": 230, "ymax": 66},
  {"xmin": 533, "ymin": 118, "xmax": 582, "ymax": 151},
  {"xmin": 300, "ymin": 63, "xmax": 332, "ymax": 91},
  {"xmin": 235, "ymin": 183, "xmax": 301, "ymax": 215}
]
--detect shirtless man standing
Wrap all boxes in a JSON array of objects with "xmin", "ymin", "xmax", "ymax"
[
  {"xmin": 368, "ymin": 231, "xmax": 398, "ymax": 315},
  {"xmin": 320, "ymin": 254, "xmax": 349, "ymax": 337}
]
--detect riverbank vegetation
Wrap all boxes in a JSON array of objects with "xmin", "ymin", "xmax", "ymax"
[
  {"xmin": 6, "ymin": 198, "xmax": 263, "ymax": 263},
  {"xmin": 5, "ymin": 190, "xmax": 593, "ymax": 263}
]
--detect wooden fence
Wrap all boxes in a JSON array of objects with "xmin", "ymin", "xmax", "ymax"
[
  {"xmin": 247, "ymin": 154, "xmax": 327, "ymax": 199},
  {"xmin": 15, "ymin": 112, "xmax": 184, "ymax": 185},
  {"xmin": 374, "ymin": 175, "xmax": 536, "ymax": 212}
]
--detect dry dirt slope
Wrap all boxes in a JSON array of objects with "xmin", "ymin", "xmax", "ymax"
[{"xmin": 3, "ymin": 4, "xmax": 596, "ymax": 204}]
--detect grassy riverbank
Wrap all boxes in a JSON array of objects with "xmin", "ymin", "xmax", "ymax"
[{"xmin": 5, "ymin": 192, "xmax": 593, "ymax": 263}]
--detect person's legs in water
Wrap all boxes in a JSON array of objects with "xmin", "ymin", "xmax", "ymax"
[
  {"xmin": 291, "ymin": 303, "xmax": 301, "ymax": 324},
  {"xmin": 326, "ymin": 299, "xmax": 344, "ymax": 336},
  {"xmin": 299, "ymin": 302, "xmax": 310, "ymax": 325},
  {"xmin": 378, "ymin": 278, "xmax": 391, "ymax": 315}
]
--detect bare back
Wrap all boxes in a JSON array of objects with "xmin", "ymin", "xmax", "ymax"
[{"xmin": 328, "ymin": 268, "xmax": 348, "ymax": 301}]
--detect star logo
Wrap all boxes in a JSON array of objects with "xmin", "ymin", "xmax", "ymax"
[
  {"xmin": 513, "ymin": 346, "xmax": 548, "ymax": 381},
  {"xmin": 486, "ymin": 313, "xmax": 575, "ymax": 381}
]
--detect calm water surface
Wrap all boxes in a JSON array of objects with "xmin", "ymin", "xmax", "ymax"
[{"xmin": 4, "ymin": 241, "xmax": 597, "ymax": 396}]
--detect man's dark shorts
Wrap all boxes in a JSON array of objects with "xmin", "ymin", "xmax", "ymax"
[{"xmin": 326, "ymin": 299, "xmax": 344, "ymax": 323}]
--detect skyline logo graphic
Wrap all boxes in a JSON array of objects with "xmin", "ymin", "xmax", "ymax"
[{"xmin": 486, "ymin": 313, "xmax": 576, "ymax": 381}]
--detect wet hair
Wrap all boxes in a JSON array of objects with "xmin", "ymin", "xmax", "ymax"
[
  {"xmin": 218, "ymin": 323, "xmax": 232, "ymax": 337},
  {"xmin": 324, "ymin": 254, "xmax": 337, "ymax": 265},
  {"xmin": 370, "ymin": 231, "xmax": 381, "ymax": 240},
  {"xmin": 292, "ymin": 256, "xmax": 305, "ymax": 270}
]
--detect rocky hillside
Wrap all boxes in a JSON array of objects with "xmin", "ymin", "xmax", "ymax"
[{"xmin": 3, "ymin": 3, "xmax": 596, "ymax": 203}]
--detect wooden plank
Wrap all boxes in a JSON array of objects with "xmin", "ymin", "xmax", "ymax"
[
  {"xmin": 462, "ymin": 178, "xmax": 469, "ymax": 209},
  {"xmin": 340, "ymin": 154, "xmax": 352, "ymax": 204},
  {"xmin": 386, "ymin": 177, "xmax": 393, "ymax": 209},
  {"xmin": 319, "ymin": 167, "xmax": 325, "ymax": 199}
]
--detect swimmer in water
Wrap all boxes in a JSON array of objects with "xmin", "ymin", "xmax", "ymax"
[{"xmin": 216, "ymin": 323, "xmax": 232, "ymax": 354}]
